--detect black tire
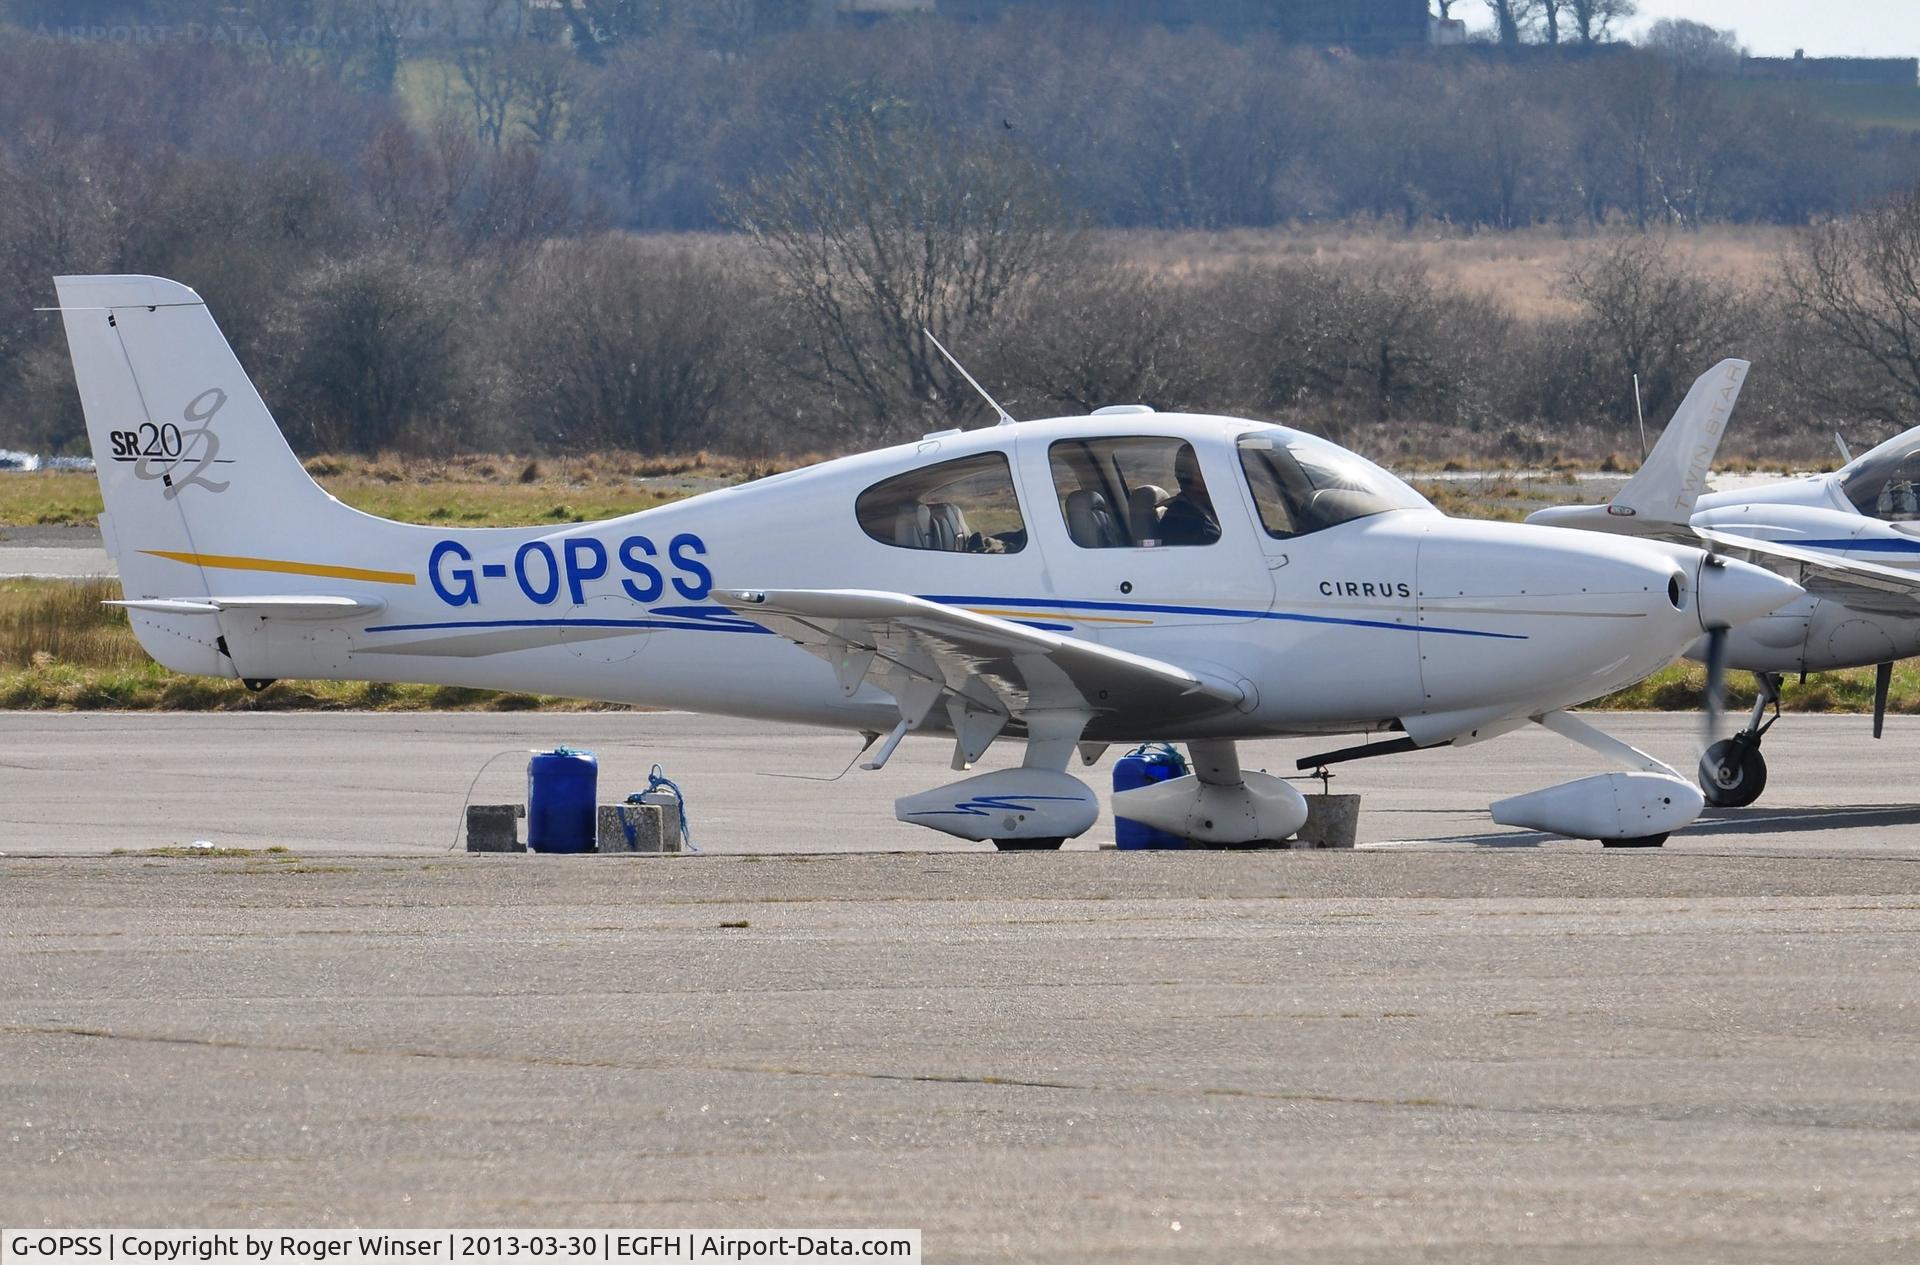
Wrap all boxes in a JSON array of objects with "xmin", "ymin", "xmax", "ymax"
[
  {"xmin": 993, "ymin": 837, "xmax": 1065, "ymax": 851},
  {"xmin": 1699, "ymin": 738, "xmax": 1767, "ymax": 808},
  {"xmin": 1602, "ymin": 833, "xmax": 1669, "ymax": 848}
]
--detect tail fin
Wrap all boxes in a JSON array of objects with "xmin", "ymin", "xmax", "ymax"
[
  {"xmin": 1527, "ymin": 358, "xmax": 1748, "ymax": 539},
  {"xmin": 1608, "ymin": 358, "xmax": 1749, "ymax": 524},
  {"xmin": 54, "ymin": 275, "xmax": 411, "ymax": 674}
]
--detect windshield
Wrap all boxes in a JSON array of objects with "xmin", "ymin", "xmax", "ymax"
[
  {"xmin": 1839, "ymin": 429, "xmax": 1920, "ymax": 521},
  {"xmin": 1237, "ymin": 431, "xmax": 1430, "ymax": 539}
]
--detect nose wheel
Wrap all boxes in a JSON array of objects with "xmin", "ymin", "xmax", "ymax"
[
  {"xmin": 1699, "ymin": 737, "xmax": 1767, "ymax": 808},
  {"xmin": 1697, "ymin": 671, "xmax": 1780, "ymax": 808}
]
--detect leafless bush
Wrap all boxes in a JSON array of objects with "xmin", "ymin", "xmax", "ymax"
[
  {"xmin": 1560, "ymin": 234, "xmax": 1753, "ymax": 423},
  {"xmin": 265, "ymin": 251, "xmax": 472, "ymax": 453},
  {"xmin": 499, "ymin": 235, "xmax": 759, "ymax": 452}
]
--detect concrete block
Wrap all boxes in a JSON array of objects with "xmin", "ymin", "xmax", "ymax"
[
  {"xmin": 597, "ymin": 803, "xmax": 681, "ymax": 853},
  {"xmin": 465, "ymin": 804, "xmax": 525, "ymax": 853},
  {"xmin": 1293, "ymin": 794, "xmax": 1361, "ymax": 849}
]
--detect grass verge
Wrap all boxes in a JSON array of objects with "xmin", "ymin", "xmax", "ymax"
[{"xmin": 0, "ymin": 578, "xmax": 620, "ymax": 711}]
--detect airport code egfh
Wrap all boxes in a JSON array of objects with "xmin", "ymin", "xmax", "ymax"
[{"xmin": 0, "ymin": 1233, "xmax": 921, "ymax": 1265}]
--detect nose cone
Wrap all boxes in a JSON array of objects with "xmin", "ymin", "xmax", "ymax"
[{"xmin": 1696, "ymin": 557, "xmax": 1803, "ymax": 631}]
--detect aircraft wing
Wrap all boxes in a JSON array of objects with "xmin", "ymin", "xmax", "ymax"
[
  {"xmin": 718, "ymin": 588, "xmax": 1246, "ymax": 737},
  {"xmin": 1696, "ymin": 529, "xmax": 1920, "ymax": 606}
]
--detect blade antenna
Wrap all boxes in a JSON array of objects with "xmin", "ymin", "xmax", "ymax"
[
  {"xmin": 1835, "ymin": 431, "xmax": 1854, "ymax": 464},
  {"xmin": 923, "ymin": 327, "xmax": 1016, "ymax": 427},
  {"xmin": 1633, "ymin": 373, "xmax": 1649, "ymax": 460}
]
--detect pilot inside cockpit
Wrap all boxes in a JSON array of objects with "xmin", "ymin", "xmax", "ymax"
[
  {"xmin": 1844, "ymin": 444, "xmax": 1920, "ymax": 521},
  {"xmin": 1879, "ymin": 478, "xmax": 1920, "ymax": 520}
]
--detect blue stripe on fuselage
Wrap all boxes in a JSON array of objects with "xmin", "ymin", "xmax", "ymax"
[
  {"xmin": 1793, "ymin": 537, "xmax": 1920, "ymax": 555},
  {"xmin": 363, "ymin": 599, "xmax": 1527, "ymax": 641},
  {"xmin": 915, "ymin": 594, "xmax": 1528, "ymax": 641}
]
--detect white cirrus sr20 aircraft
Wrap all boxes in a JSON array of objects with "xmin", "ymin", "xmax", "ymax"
[
  {"xmin": 54, "ymin": 275, "xmax": 1800, "ymax": 848},
  {"xmin": 1534, "ymin": 356, "xmax": 1920, "ymax": 807}
]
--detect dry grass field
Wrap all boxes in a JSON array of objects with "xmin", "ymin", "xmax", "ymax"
[
  {"xmin": 607, "ymin": 223, "xmax": 1793, "ymax": 320},
  {"xmin": 0, "ymin": 452, "xmax": 808, "ymax": 528},
  {"xmin": 1112, "ymin": 223, "xmax": 1794, "ymax": 318}
]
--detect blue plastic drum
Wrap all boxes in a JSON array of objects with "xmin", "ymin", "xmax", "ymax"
[
  {"xmin": 1113, "ymin": 743, "xmax": 1190, "ymax": 849},
  {"xmin": 527, "ymin": 747, "xmax": 598, "ymax": 853}
]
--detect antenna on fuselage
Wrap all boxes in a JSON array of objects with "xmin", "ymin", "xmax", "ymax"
[
  {"xmin": 1632, "ymin": 373, "xmax": 1648, "ymax": 460},
  {"xmin": 923, "ymin": 327, "xmax": 1016, "ymax": 427},
  {"xmin": 1835, "ymin": 432, "xmax": 1854, "ymax": 464}
]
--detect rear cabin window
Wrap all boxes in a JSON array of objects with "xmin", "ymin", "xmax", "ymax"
[
  {"xmin": 855, "ymin": 452, "xmax": 1027, "ymax": 553},
  {"xmin": 1048, "ymin": 436, "xmax": 1220, "ymax": 548}
]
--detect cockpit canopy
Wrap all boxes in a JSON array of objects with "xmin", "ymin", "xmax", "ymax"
[
  {"xmin": 1838, "ymin": 431, "xmax": 1920, "ymax": 521},
  {"xmin": 850, "ymin": 421, "xmax": 1432, "ymax": 555},
  {"xmin": 1236, "ymin": 430, "xmax": 1431, "ymax": 538}
]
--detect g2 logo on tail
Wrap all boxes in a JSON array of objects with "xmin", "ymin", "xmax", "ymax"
[{"xmin": 116, "ymin": 387, "xmax": 234, "ymax": 499}]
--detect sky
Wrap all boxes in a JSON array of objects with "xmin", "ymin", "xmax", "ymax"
[{"xmin": 1456, "ymin": 1, "xmax": 1920, "ymax": 59}]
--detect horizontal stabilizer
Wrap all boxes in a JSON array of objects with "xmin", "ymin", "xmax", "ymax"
[{"xmin": 109, "ymin": 595, "xmax": 386, "ymax": 620}]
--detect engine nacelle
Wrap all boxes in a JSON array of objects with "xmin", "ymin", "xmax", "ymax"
[
  {"xmin": 1491, "ymin": 772, "xmax": 1703, "ymax": 841},
  {"xmin": 896, "ymin": 768, "xmax": 1099, "ymax": 842},
  {"xmin": 1112, "ymin": 769, "xmax": 1309, "ymax": 845}
]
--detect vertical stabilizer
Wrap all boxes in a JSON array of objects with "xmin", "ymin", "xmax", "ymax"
[
  {"xmin": 54, "ymin": 274, "xmax": 412, "ymax": 675},
  {"xmin": 1608, "ymin": 358, "xmax": 1749, "ymax": 524}
]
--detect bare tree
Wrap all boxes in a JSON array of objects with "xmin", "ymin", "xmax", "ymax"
[
  {"xmin": 361, "ymin": 116, "xmax": 480, "ymax": 258},
  {"xmin": 586, "ymin": 34, "xmax": 717, "ymax": 226},
  {"xmin": 1568, "ymin": 0, "xmax": 1634, "ymax": 44},
  {"xmin": 329, "ymin": 0, "xmax": 423, "ymax": 95},
  {"xmin": 1538, "ymin": 0, "xmax": 1563, "ymax": 44},
  {"xmin": 1780, "ymin": 190, "xmax": 1920, "ymax": 416},
  {"xmin": 1561, "ymin": 235, "xmax": 1750, "ymax": 422},
  {"xmin": 733, "ymin": 112, "xmax": 1080, "ymax": 436},
  {"xmin": 1643, "ymin": 18, "xmax": 1742, "ymax": 73},
  {"xmin": 1482, "ymin": 0, "xmax": 1536, "ymax": 46}
]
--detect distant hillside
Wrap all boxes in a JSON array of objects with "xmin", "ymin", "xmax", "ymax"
[{"xmin": 1729, "ymin": 80, "xmax": 1920, "ymax": 133}]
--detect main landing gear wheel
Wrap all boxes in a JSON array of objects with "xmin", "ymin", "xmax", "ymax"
[
  {"xmin": 993, "ymin": 837, "xmax": 1065, "ymax": 851},
  {"xmin": 1602, "ymin": 833, "xmax": 1669, "ymax": 848},
  {"xmin": 1699, "ymin": 738, "xmax": 1768, "ymax": 809}
]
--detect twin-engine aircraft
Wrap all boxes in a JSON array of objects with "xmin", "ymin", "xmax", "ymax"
[
  {"xmin": 55, "ymin": 276, "xmax": 1799, "ymax": 847},
  {"xmin": 1534, "ymin": 358, "xmax": 1920, "ymax": 807}
]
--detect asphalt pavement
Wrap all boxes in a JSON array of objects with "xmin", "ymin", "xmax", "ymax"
[{"xmin": 3, "ymin": 712, "xmax": 1920, "ymax": 1257}]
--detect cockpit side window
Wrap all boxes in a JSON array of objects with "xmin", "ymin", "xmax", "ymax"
[
  {"xmin": 1841, "ymin": 447, "xmax": 1920, "ymax": 521},
  {"xmin": 1237, "ymin": 432, "xmax": 1422, "ymax": 538},
  {"xmin": 855, "ymin": 451, "xmax": 1027, "ymax": 553},
  {"xmin": 1047, "ymin": 436, "xmax": 1220, "ymax": 548}
]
